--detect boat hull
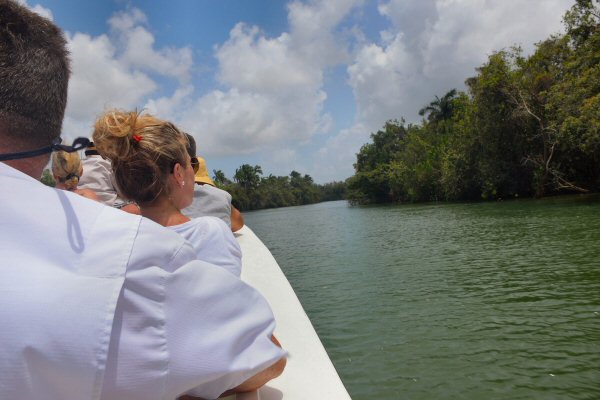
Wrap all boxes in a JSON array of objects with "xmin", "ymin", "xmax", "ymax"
[{"xmin": 233, "ymin": 225, "xmax": 351, "ymax": 400}]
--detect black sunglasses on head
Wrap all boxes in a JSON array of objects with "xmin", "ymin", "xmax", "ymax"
[
  {"xmin": 0, "ymin": 136, "xmax": 90, "ymax": 161},
  {"xmin": 191, "ymin": 157, "xmax": 199, "ymax": 173}
]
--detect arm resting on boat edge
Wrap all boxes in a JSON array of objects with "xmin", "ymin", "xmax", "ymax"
[
  {"xmin": 230, "ymin": 206, "xmax": 244, "ymax": 232},
  {"xmin": 178, "ymin": 335, "xmax": 286, "ymax": 400},
  {"xmin": 220, "ymin": 335, "xmax": 286, "ymax": 397}
]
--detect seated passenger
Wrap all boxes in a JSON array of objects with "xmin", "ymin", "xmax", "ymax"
[
  {"xmin": 93, "ymin": 110, "xmax": 242, "ymax": 277},
  {"xmin": 78, "ymin": 142, "xmax": 141, "ymax": 214},
  {"xmin": 0, "ymin": 2, "xmax": 285, "ymax": 399},
  {"xmin": 184, "ymin": 134, "xmax": 245, "ymax": 232},
  {"xmin": 51, "ymin": 149, "xmax": 99, "ymax": 201}
]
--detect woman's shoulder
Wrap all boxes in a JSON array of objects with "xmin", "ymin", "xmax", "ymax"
[
  {"xmin": 190, "ymin": 215, "xmax": 229, "ymax": 231},
  {"xmin": 170, "ymin": 215, "xmax": 226, "ymax": 233}
]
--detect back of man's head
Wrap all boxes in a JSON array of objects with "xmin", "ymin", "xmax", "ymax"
[{"xmin": 0, "ymin": 0, "xmax": 70, "ymax": 149}]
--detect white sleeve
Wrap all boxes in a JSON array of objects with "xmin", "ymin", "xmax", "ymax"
[
  {"xmin": 186, "ymin": 217, "xmax": 242, "ymax": 277},
  {"xmin": 101, "ymin": 219, "xmax": 284, "ymax": 400},
  {"xmin": 165, "ymin": 260, "xmax": 285, "ymax": 399}
]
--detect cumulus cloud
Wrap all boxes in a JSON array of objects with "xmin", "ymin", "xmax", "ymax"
[
  {"xmin": 19, "ymin": 0, "xmax": 53, "ymax": 20},
  {"xmin": 61, "ymin": 8, "xmax": 193, "ymax": 139},
  {"xmin": 216, "ymin": 25, "xmax": 315, "ymax": 92},
  {"xmin": 347, "ymin": 35, "xmax": 419, "ymax": 128},
  {"xmin": 312, "ymin": 122, "xmax": 370, "ymax": 182},
  {"xmin": 177, "ymin": 0, "xmax": 362, "ymax": 157},
  {"xmin": 57, "ymin": 1, "xmax": 361, "ymax": 165},
  {"xmin": 109, "ymin": 9, "xmax": 193, "ymax": 84},
  {"xmin": 144, "ymin": 85, "xmax": 195, "ymax": 122},
  {"xmin": 286, "ymin": 0, "xmax": 360, "ymax": 65},
  {"xmin": 63, "ymin": 31, "xmax": 157, "ymax": 137}
]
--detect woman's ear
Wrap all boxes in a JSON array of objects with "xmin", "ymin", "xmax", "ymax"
[{"xmin": 172, "ymin": 163, "xmax": 185, "ymax": 186}]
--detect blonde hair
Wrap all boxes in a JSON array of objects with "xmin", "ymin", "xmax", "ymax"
[
  {"xmin": 92, "ymin": 109, "xmax": 189, "ymax": 204},
  {"xmin": 51, "ymin": 150, "xmax": 82, "ymax": 191}
]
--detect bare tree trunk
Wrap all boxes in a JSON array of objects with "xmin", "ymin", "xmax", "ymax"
[{"xmin": 508, "ymin": 88, "xmax": 587, "ymax": 196}]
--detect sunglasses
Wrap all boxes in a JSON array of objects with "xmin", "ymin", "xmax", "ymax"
[
  {"xmin": 171, "ymin": 156, "xmax": 200, "ymax": 174},
  {"xmin": 191, "ymin": 156, "xmax": 199, "ymax": 173}
]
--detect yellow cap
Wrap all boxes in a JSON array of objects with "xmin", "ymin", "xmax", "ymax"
[{"xmin": 194, "ymin": 156, "xmax": 215, "ymax": 186}]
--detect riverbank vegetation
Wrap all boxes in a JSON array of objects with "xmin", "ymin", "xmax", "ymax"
[
  {"xmin": 213, "ymin": 165, "xmax": 346, "ymax": 211},
  {"xmin": 347, "ymin": 0, "xmax": 600, "ymax": 204}
]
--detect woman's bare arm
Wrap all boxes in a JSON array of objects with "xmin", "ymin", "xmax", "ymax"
[
  {"xmin": 178, "ymin": 335, "xmax": 286, "ymax": 400},
  {"xmin": 230, "ymin": 206, "xmax": 245, "ymax": 232},
  {"xmin": 219, "ymin": 335, "xmax": 286, "ymax": 396}
]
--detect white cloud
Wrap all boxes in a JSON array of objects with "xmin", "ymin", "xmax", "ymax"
[
  {"xmin": 19, "ymin": 0, "xmax": 53, "ymax": 20},
  {"xmin": 286, "ymin": 0, "xmax": 361, "ymax": 65},
  {"xmin": 312, "ymin": 122, "xmax": 370, "ymax": 182},
  {"xmin": 144, "ymin": 85, "xmax": 194, "ymax": 122},
  {"xmin": 109, "ymin": 10, "xmax": 193, "ymax": 84},
  {"xmin": 63, "ymin": 31, "xmax": 157, "ymax": 137},
  {"xmin": 347, "ymin": 35, "xmax": 419, "ymax": 128},
  {"xmin": 61, "ymin": 8, "xmax": 194, "ymax": 140},
  {"xmin": 216, "ymin": 24, "xmax": 317, "ymax": 92},
  {"xmin": 420, "ymin": 0, "xmax": 573, "ymax": 80},
  {"xmin": 178, "ymin": 87, "xmax": 328, "ymax": 156},
  {"xmin": 107, "ymin": 7, "xmax": 147, "ymax": 31},
  {"xmin": 178, "ymin": 0, "xmax": 362, "ymax": 158}
]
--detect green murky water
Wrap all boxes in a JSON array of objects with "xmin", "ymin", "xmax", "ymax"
[{"xmin": 244, "ymin": 196, "xmax": 600, "ymax": 400}]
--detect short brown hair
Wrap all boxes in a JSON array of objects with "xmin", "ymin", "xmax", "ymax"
[
  {"xmin": 93, "ymin": 109, "xmax": 189, "ymax": 204},
  {"xmin": 0, "ymin": 0, "xmax": 70, "ymax": 148}
]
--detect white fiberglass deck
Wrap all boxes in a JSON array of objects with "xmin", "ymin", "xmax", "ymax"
[{"xmin": 232, "ymin": 225, "xmax": 351, "ymax": 400}]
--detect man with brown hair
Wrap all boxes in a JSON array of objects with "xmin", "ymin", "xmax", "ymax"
[{"xmin": 0, "ymin": 1, "xmax": 285, "ymax": 399}]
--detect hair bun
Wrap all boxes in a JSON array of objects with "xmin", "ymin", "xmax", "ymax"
[
  {"xmin": 92, "ymin": 109, "xmax": 140, "ymax": 162},
  {"xmin": 51, "ymin": 150, "xmax": 82, "ymax": 191}
]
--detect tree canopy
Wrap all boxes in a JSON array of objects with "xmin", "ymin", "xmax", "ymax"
[
  {"xmin": 217, "ymin": 167, "xmax": 346, "ymax": 211},
  {"xmin": 347, "ymin": 0, "xmax": 600, "ymax": 204}
]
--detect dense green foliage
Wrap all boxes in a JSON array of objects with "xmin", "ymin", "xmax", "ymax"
[
  {"xmin": 348, "ymin": 0, "xmax": 600, "ymax": 204},
  {"xmin": 216, "ymin": 165, "xmax": 346, "ymax": 211}
]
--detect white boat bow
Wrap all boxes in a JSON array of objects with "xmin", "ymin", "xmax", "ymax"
[{"xmin": 232, "ymin": 225, "xmax": 351, "ymax": 400}]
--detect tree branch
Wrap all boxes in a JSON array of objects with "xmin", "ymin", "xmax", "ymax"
[{"xmin": 553, "ymin": 174, "xmax": 589, "ymax": 193}]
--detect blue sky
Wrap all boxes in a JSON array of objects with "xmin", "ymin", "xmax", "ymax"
[{"xmin": 24, "ymin": 0, "xmax": 573, "ymax": 183}]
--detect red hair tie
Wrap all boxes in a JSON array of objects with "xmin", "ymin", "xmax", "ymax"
[{"xmin": 132, "ymin": 135, "xmax": 143, "ymax": 143}]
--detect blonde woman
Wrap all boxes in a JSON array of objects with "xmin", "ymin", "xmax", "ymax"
[
  {"xmin": 52, "ymin": 150, "xmax": 99, "ymax": 201},
  {"xmin": 93, "ymin": 109, "xmax": 242, "ymax": 277}
]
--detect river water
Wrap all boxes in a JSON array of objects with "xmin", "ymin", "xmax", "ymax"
[{"xmin": 243, "ymin": 196, "xmax": 600, "ymax": 400}]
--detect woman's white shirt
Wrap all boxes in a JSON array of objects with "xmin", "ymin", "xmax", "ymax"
[{"xmin": 169, "ymin": 216, "xmax": 242, "ymax": 277}]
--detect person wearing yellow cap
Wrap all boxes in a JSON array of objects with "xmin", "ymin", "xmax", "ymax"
[{"xmin": 185, "ymin": 136, "xmax": 245, "ymax": 232}]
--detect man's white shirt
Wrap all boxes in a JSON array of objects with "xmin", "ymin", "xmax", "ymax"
[{"xmin": 0, "ymin": 162, "xmax": 284, "ymax": 400}]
